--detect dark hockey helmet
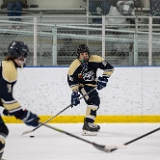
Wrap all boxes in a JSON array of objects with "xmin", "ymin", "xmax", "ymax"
[
  {"xmin": 76, "ymin": 44, "xmax": 90, "ymax": 58},
  {"xmin": 8, "ymin": 41, "xmax": 29, "ymax": 59}
]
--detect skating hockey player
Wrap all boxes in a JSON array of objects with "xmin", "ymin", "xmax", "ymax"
[
  {"xmin": 0, "ymin": 41, "xmax": 40, "ymax": 159},
  {"xmin": 67, "ymin": 44, "xmax": 114, "ymax": 136}
]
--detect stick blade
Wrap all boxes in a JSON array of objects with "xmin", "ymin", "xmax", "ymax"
[
  {"xmin": 21, "ymin": 129, "xmax": 34, "ymax": 136},
  {"xmin": 92, "ymin": 143, "xmax": 126, "ymax": 153}
]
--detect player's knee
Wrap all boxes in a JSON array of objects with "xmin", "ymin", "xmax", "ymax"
[
  {"xmin": 0, "ymin": 123, "xmax": 9, "ymax": 137},
  {"xmin": 0, "ymin": 136, "xmax": 5, "ymax": 158},
  {"xmin": 0, "ymin": 139, "xmax": 5, "ymax": 150},
  {"xmin": 95, "ymin": 97, "xmax": 100, "ymax": 107},
  {"xmin": 89, "ymin": 91, "xmax": 100, "ymax": 106},
  {"xmin": 89, "ymin": 97, "xmax": 100, "ymax": 107},
  {"xmin": 0, "ymin": 124, "xmax": 9, "ymax": 153}
]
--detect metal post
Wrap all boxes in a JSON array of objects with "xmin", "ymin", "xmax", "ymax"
[
  {"xmin": 148, "ymin": 16, "xmax": 152, "ymax": 66},
  {"xmin": 39, "ymin": 11, "xmax": 43, "ymax": 66},
  {"xmin": 33, "ymin": 16, "xmax": 37, "ymax": 66},
  {"xmin": 102, "ymin": 16, "xmax": 105, "ymax": 59},
  {"xmin": 86, "ymin": 0, "xmax": 89, "ymax": 46},
  {"xmin": 52, "ymin": 26, "xmax": 57, "ymax": 66},
  {"xmin": 134, "ymin": 16, "xmax": 138, "ymax": 66}
]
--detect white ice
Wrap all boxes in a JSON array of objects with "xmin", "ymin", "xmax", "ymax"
[{"xmin": 3, "ymin": 123, "xmax": 160, "ymax": 160}]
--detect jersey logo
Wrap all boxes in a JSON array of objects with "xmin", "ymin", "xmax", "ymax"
[{"xmin": 82, "ymin": 70, "xmax": 94, "ymax": 81}]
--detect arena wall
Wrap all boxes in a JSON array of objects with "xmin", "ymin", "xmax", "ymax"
[{"xmin": 1, "ymin": 67, "xmax": 160, "ymax": 123}]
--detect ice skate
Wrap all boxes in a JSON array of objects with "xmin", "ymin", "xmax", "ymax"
[{"xmin": 82, "ymin": 119, "xmax": 100, "ymax": 136}]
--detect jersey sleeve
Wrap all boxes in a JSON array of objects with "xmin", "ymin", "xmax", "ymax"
[
  {"xmin": 0, "ymin": 61, "xmax": 24, "ymax": 119},
  {"xmin": 90, "ymin": 55, "xmax": 114, "ymax": 78},
  {"xmin": 67, "ymin": 59, "xmax": 81, "ymax": 91},
  {"xmin": 101, "ymin": 59, "xmax": 114, "ymax": 78}
]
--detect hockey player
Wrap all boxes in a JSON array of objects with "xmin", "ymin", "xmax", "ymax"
[
  {"xmin": 67, "ymin": 44, "xmax": 114, "ymax": 136},
  {"xmin": 0, "ymin": 41, "xmax": 40, "ymax": 160}
]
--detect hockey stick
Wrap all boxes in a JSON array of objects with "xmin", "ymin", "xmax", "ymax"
[
  {"xmin": 39, "ymin": 122, "xmax": 125, "ymax": 153},
  {"xmin": 21, "ymin": 87, "xmax": 96, "ymax": 136},
  {"xmin": 110, "ymin": 127, "xmax": 160, "ymax": 152}
]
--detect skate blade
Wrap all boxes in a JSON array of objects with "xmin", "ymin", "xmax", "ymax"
[{"xmin": 82, "ymin": 130, "xmax": 97, "ymax": 136}]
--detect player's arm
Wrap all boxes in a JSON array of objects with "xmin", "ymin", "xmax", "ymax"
[
  {"xmin": 1, "ymin": 79, "xmax": 39, "ymax": 126},
  {"xmin": 99, "ymin": 57, "xmax": 114, "ymax": 78},
  {"xmin": 67, "ymin": 60, "xmax": 81, "ymax": 106},
  {"xmin": 67, "ymin": 60, "xmax": 81, "ymax": 91},
  {"xmin": 90, "ymin": 55, "xmax": 114, "ymax": 78},
  {"xmin": 0, "ymin": 80, "xmax": 24, "ymax": 118},
  {"xmin": 93, "ymin": 55, "xmax": 114, "ymax": 90},
  {"xmin": 0, "ymin": 61, "xmax": 24, "ymax": 118}
]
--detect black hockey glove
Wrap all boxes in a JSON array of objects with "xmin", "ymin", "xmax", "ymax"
[
  {"xmin": 71, "ymin": 91, "xmax": 80, "ymax": 107},
  {"xmin": 3, "ymin": 109, "xmax": 10, "ymax": 116},
  {"xmin": 20, "ymin": 109, "xmax": 40, "ymax": 127},
  {"xmin": 97, "ymin": 76, "xmax": 108, "ymax": 90}
]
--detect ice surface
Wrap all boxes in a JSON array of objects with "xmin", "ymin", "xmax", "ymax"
[{"xmin": 3, "ymin": 123, "xmax": 160, "ymax": 160}]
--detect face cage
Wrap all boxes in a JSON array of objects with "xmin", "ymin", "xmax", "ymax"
[
  {"xmin": 77, "ymin": 52, "xmax": 90, "ymax": 64},
  {"xmin": 18, "ymin": 52, "xmax": 30, "ymax": 67}
]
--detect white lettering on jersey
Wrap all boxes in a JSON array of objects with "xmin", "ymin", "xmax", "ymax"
[
  {"xmin": 102, "ymin": 60, "xmax": 107, "ymax": 66},
  {"xmin": 69, "ymin": 76, "xmax": 74, "ymax": 81},
  {"xmin": 82, "ymin": 70, "xmax": 94, "ymax": 81},
  {"xmin": 7, "ymin": 84, "xmax": 12, "ymax": 93}
]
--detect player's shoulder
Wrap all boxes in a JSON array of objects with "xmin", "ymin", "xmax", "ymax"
[
  {"xmin": 89, "ymin": 55, "xmax": 103, "ymax": 63},
  {"xmin": 69, "ymin": 59, "xmax": 81, "ymax": 68},
  {"xmin": 2, "ymin": 60, "xmax": 17, "ymax": 82},
  {"xmin": 68, "ymin": 59, "xmax": 81, "ymax": 74},
  {"xmin": 2, "ymin": 60, "xmax": 15, "ymax": 69}
]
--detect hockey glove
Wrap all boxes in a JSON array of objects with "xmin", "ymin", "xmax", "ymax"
[
  {"xmin": 97, "ymin": 76, "xmax": 108, "ymax": 90},
  {"xmin": 71, "ymin": 91, "xmax": 80, "ymax": 107},
  {"xmin": 3, "ymin": 109, "xmax": 10, "ymax": 116},
  {"xmin": 20, "ymin": 109, "xmax": 40, "ymax": 127}
]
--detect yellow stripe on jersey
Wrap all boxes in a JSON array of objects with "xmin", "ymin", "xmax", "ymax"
[
  {"xmin": 70, "ymin": 86, "xmax": 79, "ymax": 91},
  {"xmin": 103, "ymin": 69, "xmax": 114, "ymax": 77},
  {"xmin": 0, "ymin": 135, "xmax": 5, "ymax": 144},
  {"xmin": 3, "ymin": 101, "xmax": 21, "ymax": 111},
  {"xmin": 68, "ymin": 59, "xmax": 81, "ymax": 75},
  {"xmin": 2, "ymin": 61, "xmax": 17, "ymax": 83}
]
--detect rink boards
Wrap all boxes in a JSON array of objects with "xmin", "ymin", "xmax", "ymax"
[{"xmin": 1, "ymin": 66, "xmax": 160, "ymax": 123}]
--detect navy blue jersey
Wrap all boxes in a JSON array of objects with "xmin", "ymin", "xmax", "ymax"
[
  {"xmin": 67, "ymin": 55, "xmax": 114, "ymax": 91},
  {"xmin": 0, "ymin": 60, "xmax": 24, "ymax": 118}
]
